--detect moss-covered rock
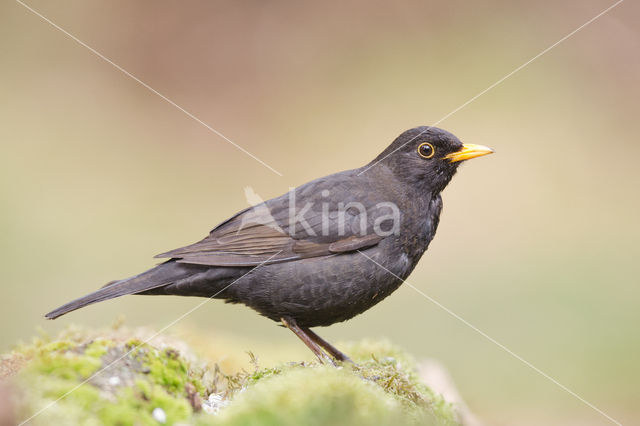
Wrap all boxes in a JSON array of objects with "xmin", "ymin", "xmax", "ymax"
[
  {"xmin": 203, "ymin": 367, "xmax": 420, "ymax": 426},
  {"xmin": 6, "ymin": 332, "xmax": 204, "ymax": 426},
  {"xmin": 1, "ymin": 326, "xmax": 462, "ymax": 426}
]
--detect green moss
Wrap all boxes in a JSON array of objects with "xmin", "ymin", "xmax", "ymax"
[
  {"xmin": 131, "ymin": 345, "xmax": 207, "ymax": 398},
  {"xmin": 40, "ymin": 340, "xmax": 73, "ymax": 353},
  {"xmin": 345, "ymin": 339, "xmax": 458, "ymax": 424},
  {"xmin": 6, "ymin": 327, "xmax": 462, "ymax": 426},
  {"xmin": 97, "ymin": 384, "xmax": 192, "ymax": 425},
  {"xmin": 29, "ymin": 340, "xmax": 105, "ymax": 381},
  {"xmin": 11, "ymin": 329, "xmax": 206, "ymax": 425},
  {"xmin": 143, "ymin": 348, "xmax": 189, "ymax": 394},
  {"xmin": 206, "ymin": 340, "xmax": 457, "ymax": 426},
  {"xmin": 125, "ymin": 338, "xmax": 144, "ymax": 348},
  {"xmin": 198, "ymin": 367, "xmax": 430, "ymax": 426},
  {"xmin": 84, "ymin": 339, "xmax": 112, "ymax": 358},
  {"xmin": 204, "ymin": 339, "xmax": 458, "ymax": 425}
]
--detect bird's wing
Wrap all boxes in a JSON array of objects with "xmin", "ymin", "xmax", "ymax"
[{"xmin": 155, "ymin": 179, "xmax": 388, "ymax": 267}]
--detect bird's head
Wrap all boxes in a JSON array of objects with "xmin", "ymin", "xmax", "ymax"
[{"xmin": 368, "ymin": 126, "xmax": 493, "ymax": 193}]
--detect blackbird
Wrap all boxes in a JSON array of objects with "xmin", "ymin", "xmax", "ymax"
[{"xmin": 46, "ymin": 126, "xmax": 493, "ymax": 363}]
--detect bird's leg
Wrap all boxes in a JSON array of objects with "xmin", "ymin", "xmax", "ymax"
[
  {"xmin": 302, "ymin": 327, "xmax": 354, "ymax": 364},
  {"xmin": 281, "ymin": 317, "xmax": 334, "ymax": 365}
]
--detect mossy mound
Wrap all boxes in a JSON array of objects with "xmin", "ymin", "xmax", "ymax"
[
  {"xmin": 2, "ymin": 326, "xmax": 460, "ymax": 425},
  {"xmin": 207, "ymin": 367, "xmax": 420, "ymax": 426},
  {"xmin": 6, "ymin": 334, "xmax": 204, "ymax": 425}
]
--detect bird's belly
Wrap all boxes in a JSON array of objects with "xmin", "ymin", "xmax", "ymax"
[{"xmin": 229, "ymin": 242, "xmax": 415, "ymax": 327}]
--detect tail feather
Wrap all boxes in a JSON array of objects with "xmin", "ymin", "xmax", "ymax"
[{"xmin": 45, "ymin": 261, "xmax": 193, "ymax": 319}]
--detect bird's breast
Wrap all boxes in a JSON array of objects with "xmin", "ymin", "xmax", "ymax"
[{"xmin": 394, "ymin": 194, "xmax": 442, "ymax": 262}]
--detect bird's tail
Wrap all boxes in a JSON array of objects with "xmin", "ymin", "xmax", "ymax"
[{"xmin": 45, "ymin": 261, "xmax": 194, "ymax": 319}]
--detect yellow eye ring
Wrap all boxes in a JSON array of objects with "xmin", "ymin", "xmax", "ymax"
[{"xmin": 417, "ymin": 143, "xmax": 435, "ymax": 159}]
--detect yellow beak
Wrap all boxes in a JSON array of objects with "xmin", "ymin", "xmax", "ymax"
[{"xmin": 445, "ymin": 143, "xmax": 494, "ymax": 163}]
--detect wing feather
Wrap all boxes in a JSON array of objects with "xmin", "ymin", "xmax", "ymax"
[{"xmin": 155, "ymin": 175, "xmax": 391, "ymax": 266}]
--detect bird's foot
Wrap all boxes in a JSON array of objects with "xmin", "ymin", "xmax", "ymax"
[{"xmin": 302, "ymin": 326, "xmax": 355, "ymax": 365}]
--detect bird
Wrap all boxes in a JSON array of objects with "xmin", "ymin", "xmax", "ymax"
[{"xmin": 45, "ymin": 126, "xmax": 493, "ymax": 364}]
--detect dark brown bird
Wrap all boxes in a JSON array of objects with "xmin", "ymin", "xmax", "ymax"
[{"xmin": 46, "ymin": 126, "xmax": 493, "ymax": 363}]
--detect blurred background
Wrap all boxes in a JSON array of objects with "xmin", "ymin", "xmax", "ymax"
[{"xmin": 1, "ymin": 0, "xmax": 638, "ymax": 424}]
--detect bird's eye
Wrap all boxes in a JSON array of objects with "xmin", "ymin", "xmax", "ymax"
[{"xmin": 417, "ymin": 143, "xmax": 435, "ymax": 159}]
